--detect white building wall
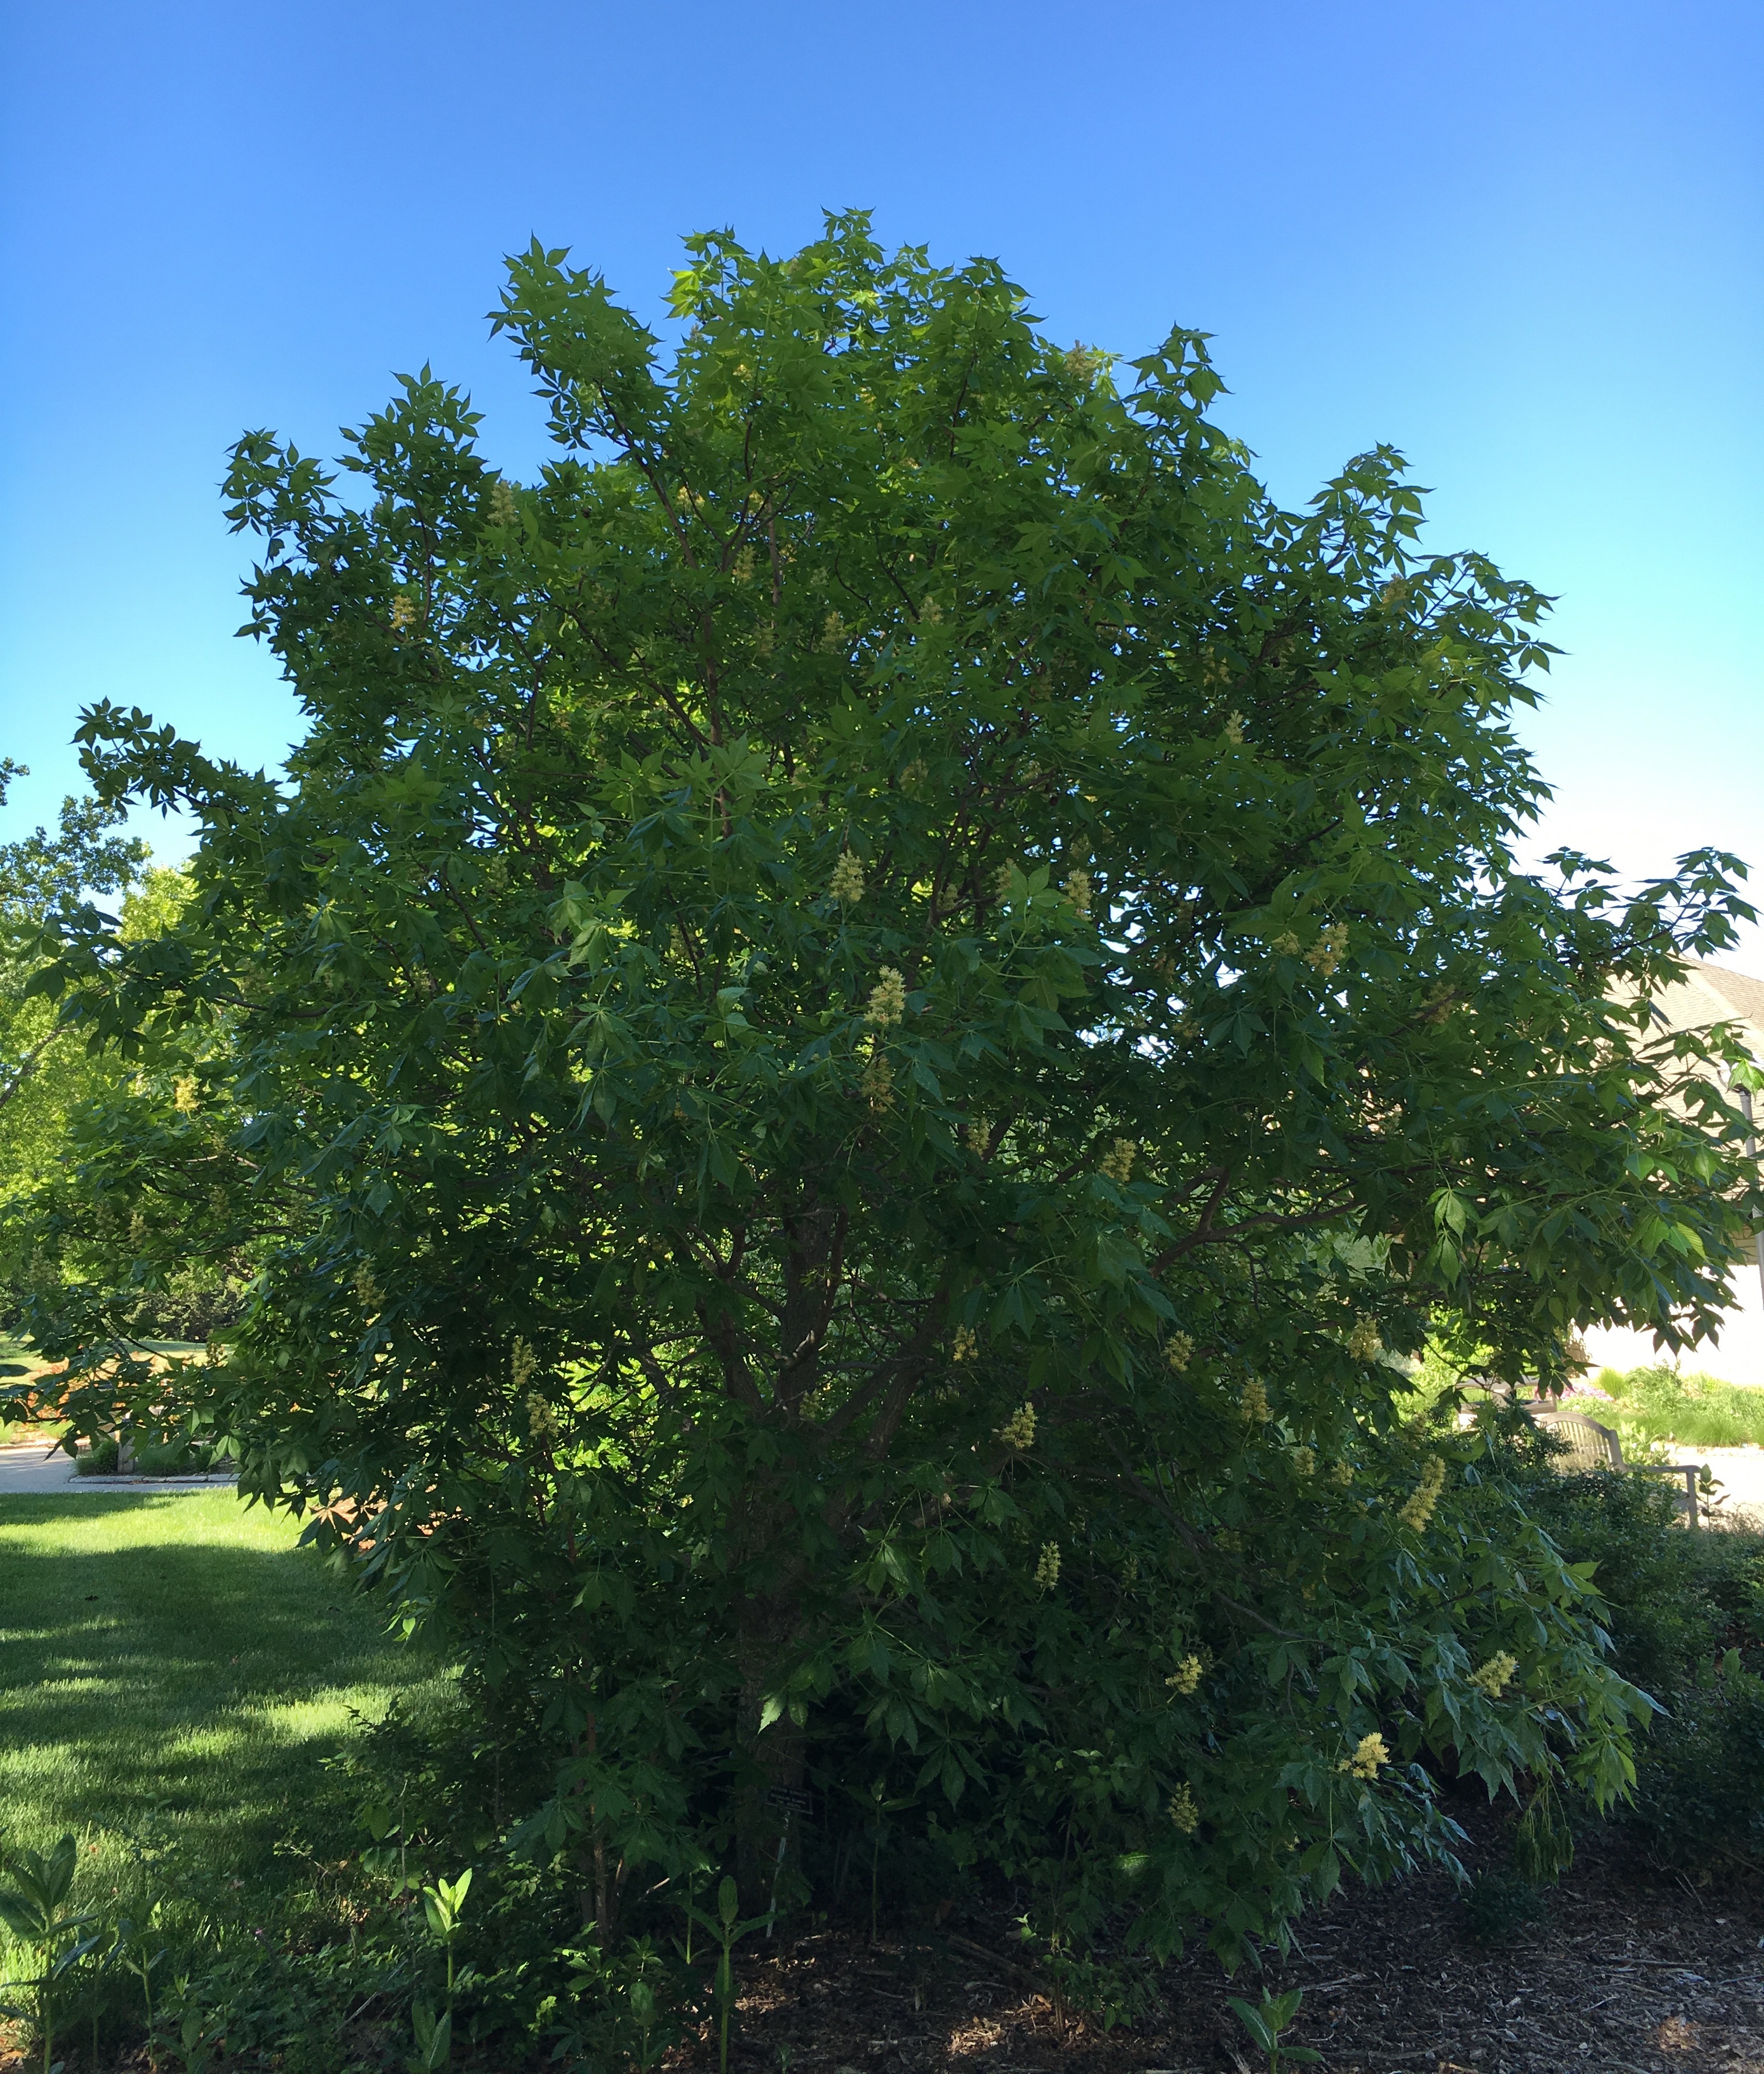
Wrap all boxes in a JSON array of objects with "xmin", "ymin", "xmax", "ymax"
[{"xmin": 1584, "ymin": 1252, "xmax": 1764, "ymax": 1386}]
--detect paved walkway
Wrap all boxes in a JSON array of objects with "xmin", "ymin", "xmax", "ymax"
[
  {"xmin": 0, "ymin": 1438, "xmax": 237, "ymax": 1495},
  {"xmin": 1695, "ymin": 1444, "xmax": 1764, "ymax": 1529}
]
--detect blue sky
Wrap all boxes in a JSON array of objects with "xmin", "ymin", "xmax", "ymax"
[{"xmin": 3, "ymin": 1, "xmax": 1759, "ymax": 959}]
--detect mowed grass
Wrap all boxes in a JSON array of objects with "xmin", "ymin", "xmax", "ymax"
[{"xmin": 0, "ymin": 1491, "xmax": 449, "ymax": 1931}]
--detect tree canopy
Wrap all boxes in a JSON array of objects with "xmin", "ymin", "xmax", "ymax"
[
  {"xmin": 0, "ymin": 763, "xmax": 145, "ymax": 1214},
  {"xmin": 13, "ymin": 213, "xmax": 1760, "ymax": 1960}
]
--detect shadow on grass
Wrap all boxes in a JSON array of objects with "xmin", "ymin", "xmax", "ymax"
[{"xmin": 0, "ymin": 1493, "xmax": 444, "ymax": 1876}]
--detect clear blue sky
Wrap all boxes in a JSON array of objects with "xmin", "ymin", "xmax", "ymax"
[{"xmin": 3, "ymin": 1, "xmax": 1759, "ymax": 959}]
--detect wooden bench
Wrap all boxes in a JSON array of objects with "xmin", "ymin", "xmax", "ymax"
[{"xmin": 1532, "ymin": 1408, "xmax": 1706, "ymax": 1526}]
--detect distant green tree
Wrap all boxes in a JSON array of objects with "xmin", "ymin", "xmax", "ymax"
[
  {"xmin": 3, "ymin": 856, "xmax": 253, "ymax": 1346},
  {"xmin": 0, "ymin": 763, "xmax": 146, "ymax": 1236},
  {"xmin": 17, "ymin": 216, "xmax": 1762, "ymax": 1960}
]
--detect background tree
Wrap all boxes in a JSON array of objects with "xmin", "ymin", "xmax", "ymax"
[
  {"xmin": 0, "ymin": 764, "xmax": 145, "ymax": 1198},
  {"xmin": 17, "ymin": 216, "xmax": 1760, "ymax": 1960},
  {"xmin": 0, "ymin": 765, "xmax": 149, "ymax": 1339},
  {"xmin": 1, "ymin": 786, "xmax": 250, "ymax": 1351}
]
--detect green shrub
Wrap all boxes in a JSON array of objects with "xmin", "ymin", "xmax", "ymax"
[
  {"xmin": 1516, "ymin": 1462, "xmax": 1764, "ymax": 1875},
  {"xmin": 131, "ymin": 1439, "xmax": 196, "ymax": 1475},
  {"xmin": 1621, "ymin": 1665, "xmax": 1764, "ymax": 1875},
  {"xmin": 130, "ymin": 1435, "xmax": 220, "ymax": 1476},
  {"xmin": 76, "ymin": 1435, "xmax": 120, "ymax": 1474}
]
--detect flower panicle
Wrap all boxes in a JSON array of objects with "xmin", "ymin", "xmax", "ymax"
[
  {"xmin": 1098, "ymin": 1137, "xmax": 1137, "ymax": 1185},
  {"xmin": 830, "ymin": 850, "xmax": 865, "ymax": 905},
  {"xmin": 998, "ymin": 1402, "xmax": 1037, "ymax": 1451},
  {"xmin": 1469, "ymin": 1650, "xmax": 1518, "ymax": 1700},
  {"xmin": 1166, "ymin": 1653, "xmax": 1203, "ymax": 1697},
  {"xmin": 1307, "ymin": 922, "xmax": 1350, "ymax": 977},
  {"xmin": 1346, "ymin": 1316, "xmax": 1382, "ymax": 1363},
  {"xmin": 1399, "ymin": 1454, "xmax": 1447, "ymax": 1533},
  {"xmin": 1340, "ymin": 1731, "xmax": 1389, "ymax": 1782},
  {"xmin": 866, "ymin": 967, "xmax": 907, "ymax": 1027}
]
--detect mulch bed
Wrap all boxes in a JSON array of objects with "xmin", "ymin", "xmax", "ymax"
[
  {"xmin": 5, "ymin": 1805, "xmax": 1755, "ymax": 2073},
  {"xmin": 726, "ymin": 1802, "xmax": 1764, "ymax": 2073}
]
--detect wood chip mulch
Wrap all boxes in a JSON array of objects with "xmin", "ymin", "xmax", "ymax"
[
  {"xmin": 5, "ymin": 1805, "xmax": 1755, "ymax": 2072},
  {"xmin": 721, "ymin": 1803, "xmax": 1764, "ymax": 2074}
]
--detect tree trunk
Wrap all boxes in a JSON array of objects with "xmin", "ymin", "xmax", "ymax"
[{"xmin": 733, "ymin": 1576, "xmax": 808, "ymax": 1912}]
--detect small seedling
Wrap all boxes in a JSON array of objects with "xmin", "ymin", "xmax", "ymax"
[
  {"xmin": 682, "ymin": 1876, "xmax": 771, "ymax": 2074},
  {"xmin": 0, "ymin": 1834, "xmax": 101, "ymax": 2074},
  {"xmin": 863, "ymin": 1778, "xmax": 914, "ymax": 1944},
  {"xmin": 420, "ymin": 1868, "xmax": 473, "ymax": 2006},
  {"xmin": 629, "ymin": 1977, "xmax": 662, "ymax": 2071},
  {"xmin": 110, "ymin": 1900, "xmax": 169, "ymax": 2068},
  {"xmin": 175, "ymin": 2003, "xmax": 222, "ymax": 2074},
  {"xmin": 1227, "ymin": 1987, "xmax": 1320, "ymax": 2072}
]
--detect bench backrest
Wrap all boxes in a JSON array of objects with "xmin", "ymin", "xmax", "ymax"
[{"xmin": 1535, "ymin": 1410, "xmax": 1623, "ymax": 1471}]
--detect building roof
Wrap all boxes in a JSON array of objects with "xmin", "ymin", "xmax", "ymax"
[{"xmin": 1644, "ymin": 961, "xmax": 1764, "ymax": 1065}]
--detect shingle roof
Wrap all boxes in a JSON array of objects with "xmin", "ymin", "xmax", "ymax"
[{"xmin": 1654, "ymin": 962, "xmax": 1764, "ymax": 1063}]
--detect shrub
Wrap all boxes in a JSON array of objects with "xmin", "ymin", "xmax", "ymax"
[
  {"xmin": 1516, "ymin": 1463, "xmax": 1764, "ymax": 1876},
  {"xmin": 132, "ymin": 1438, "xmax": 203, "ymax": 1476},
  {"xmin": 76, "ymin": 1434, "xmax": 120, "ymax": 1474},
  {"xmin": 15, "ymin": 216, "xmax": 1762, "ymax": 1971}
]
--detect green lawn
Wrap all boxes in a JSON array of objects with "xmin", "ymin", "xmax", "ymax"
[{"xmin": 0, "ymin": 1491, "xmax": 449, "ymax": 1944}]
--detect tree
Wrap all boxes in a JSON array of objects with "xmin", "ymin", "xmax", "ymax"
[
  {"xmin": 4, "ymin": 856, "xmax": 254, "ymax": 1350},
  {"xmin": 20, "ymin": 215, "xmax": 1760, "ymax": 1959},
  {"xmin": 0, "ymin": 765, "xmax": 147, "ymax": 1320},
  {"xmin": 0, "ymin": 764, "xmax": 146, "ymax": 1186}
]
